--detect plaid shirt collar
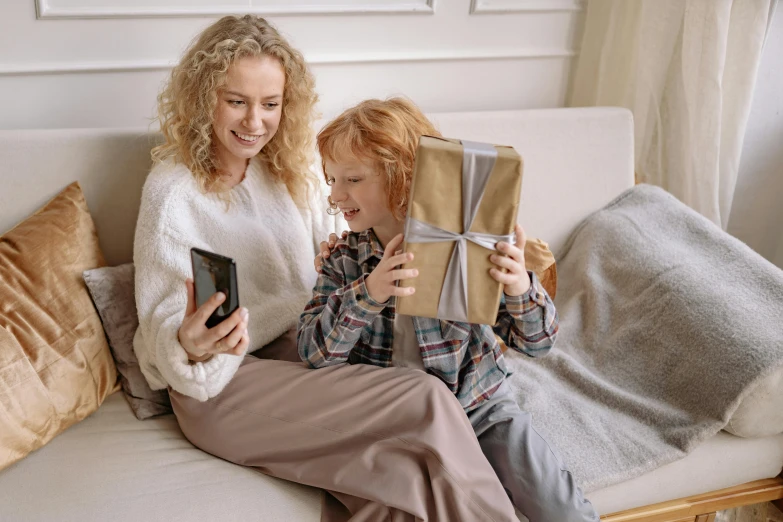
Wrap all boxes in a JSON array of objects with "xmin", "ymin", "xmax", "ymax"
[{"xmin": 357, "ymin": 229, "xmax": 386, "ymax": 265}]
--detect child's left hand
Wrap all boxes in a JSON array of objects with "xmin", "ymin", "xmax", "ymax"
[{"xmin": 489, "ymin": 224, "xmax": 531, "ymax": 297}]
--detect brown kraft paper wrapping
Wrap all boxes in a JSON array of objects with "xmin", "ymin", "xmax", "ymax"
[{"xmin": 397, "ymin": 136, "xmax": 523, "ymax": 325}]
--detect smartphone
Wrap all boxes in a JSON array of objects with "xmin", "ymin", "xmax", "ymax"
[{"xmin": 190, "ymin": 247, "xmax": 239, "ymax": 328}]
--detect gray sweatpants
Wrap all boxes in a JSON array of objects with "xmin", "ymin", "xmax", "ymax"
[{"xmin": 468, "ymin": 381, "xmax": 599, "ymax": 522}]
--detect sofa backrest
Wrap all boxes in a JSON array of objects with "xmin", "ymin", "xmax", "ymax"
[
  {"xmin": 430, "ymin": 108, "xmax": 634, "ymax": 257},
  {"xmin": 0, "ymin": 107, "xmax": 633, "ymax": 266}
]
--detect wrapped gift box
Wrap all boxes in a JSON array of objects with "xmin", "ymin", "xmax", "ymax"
[{"xmin": 397, "ymin": 136, "xmax": 523, "ymax": 325}]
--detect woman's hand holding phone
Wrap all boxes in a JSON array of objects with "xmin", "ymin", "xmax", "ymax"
[{"xmin": 178, "ymin": 278, "xmax": 250, "ymax": 363}]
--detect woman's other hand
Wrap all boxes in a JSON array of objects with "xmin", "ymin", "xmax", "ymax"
[
  {"xmin": 314, "ymin": 230, "xmax": 348, "ymax": 273},
  {"xmin": 178, "ymin": 278, "xmax": 250, "ymax": 363}
]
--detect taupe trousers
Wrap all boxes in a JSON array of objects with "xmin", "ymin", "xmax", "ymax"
[{"xmin": 169, "ymin": 353, "xmax": 519, "ymax": 522}]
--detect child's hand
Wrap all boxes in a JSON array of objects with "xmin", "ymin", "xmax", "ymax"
[
  {"xmin": 490, "ymin": 224, "xmax": 531, "ymax": 297},
  {"xmin": 365, "ymin": 233, "xmax": 418, "ymax": 303}
]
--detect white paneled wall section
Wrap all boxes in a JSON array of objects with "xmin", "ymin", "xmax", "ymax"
[
  {"xmin": 0, "ymin": 0, "xmax": 584, "ymax": 129},
  {"xmin": 35, "ymin": 0, "xmax": 436, "ymax": 18}
]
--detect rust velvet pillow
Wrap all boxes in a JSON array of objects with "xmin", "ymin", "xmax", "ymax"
[
  {"xmin": 0, "ymin": 182, "xmax": 118, "ymax": 470},
  {"xmin": 525, "ymin": 237, "xmax": 557, "ymax": 300},
  {"xmin": 496, "ymin": 237, "xmax": 558, "ymax": 354}
]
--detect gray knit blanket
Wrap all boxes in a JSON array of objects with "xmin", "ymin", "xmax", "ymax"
[{"xmin": 505, "ymin": 184, "xmax": 783, "ymax": 492}]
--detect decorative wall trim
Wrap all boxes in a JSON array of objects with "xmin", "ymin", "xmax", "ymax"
[
  {"xmin": 35, "ymin": 0, "xmax": 435, "ymax": 19},
  {"xmin": 469, "ymin": 0, "xmax": 584, "ymax": 14},
  {"xmin": 0, "ymin": 48, "xmax": 577, "ymax": 76}
]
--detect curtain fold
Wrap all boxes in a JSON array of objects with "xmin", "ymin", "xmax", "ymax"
[
  {"xmin": 726, "ymin": 2, "xmax": 783, "ymax": 269},
  {"xmin": 569, "ymin": 0, "xmax": 772, "ymax": 229}
]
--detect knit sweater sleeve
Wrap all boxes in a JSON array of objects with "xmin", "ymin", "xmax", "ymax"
[{"xmin": 132, "ymin": 166, "xmax": 243, "ymax": 401}]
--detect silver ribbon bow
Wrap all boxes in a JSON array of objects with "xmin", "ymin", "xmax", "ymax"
[{"xmin": 405, "ymin": 140, "xmax": 515, "ymax": 322}]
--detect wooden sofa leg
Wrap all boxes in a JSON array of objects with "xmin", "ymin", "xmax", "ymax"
[
  {"xmin": 773, "ymin": 498, "xmax": 783, "ymax": 513},
  {"xmin": 695, "ymin": 514, "xmax": 716, "ymax": 522}
]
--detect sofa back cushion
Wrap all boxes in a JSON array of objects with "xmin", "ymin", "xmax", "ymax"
[
  {"xmin": 0, "ymin": 128, "xmax": 158, "ymax": 267},
  {"xmin": 0, "ymin": 109, "xmax": 635, "ymax": 266},
  {"xmin": 0, "ymin": 182, "xmax": 118, "ymax": 470}
]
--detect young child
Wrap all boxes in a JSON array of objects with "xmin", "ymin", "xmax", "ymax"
[{"xmin": 298, "ymin": 97, "xmax": 599, "ymax": 522}]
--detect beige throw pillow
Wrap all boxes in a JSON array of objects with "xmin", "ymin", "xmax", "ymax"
[
  {"xmin": 725, "ymin": 367, "xmax": 783, "ymax": 438},
  {"xmin": 0, "ymin": 182, "xmax": 118, "ymax": 470}
]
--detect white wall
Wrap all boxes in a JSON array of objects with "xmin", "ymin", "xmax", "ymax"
[
  {"xmin": 0, "ymin": 0, "xmax": 585, "ymax": 130},
  {"xmin": 728, "ymin": 5, "xmax": 783, "ymax": 269}
]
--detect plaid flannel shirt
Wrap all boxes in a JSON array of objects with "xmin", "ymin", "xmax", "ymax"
[{"xmin": 297, "ymin": 229, "xmax": 559, "ymax": 412}]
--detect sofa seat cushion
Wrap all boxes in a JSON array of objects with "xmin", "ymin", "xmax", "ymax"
[
  {"xmin": 2, "ymin": 391, "xmax": 782, "ymax": 520},
  {"xmin": 0, "ymin": 392, "xmax": 322, "ymax": 522},
  {"xmin": 587, "ymin": 429, "xmax": 783, "ymax": 515}
]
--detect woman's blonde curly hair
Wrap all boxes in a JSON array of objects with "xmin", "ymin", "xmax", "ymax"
[{"xmin": 153, "ymin": 15, "xmax": 318, "ymax": 206}]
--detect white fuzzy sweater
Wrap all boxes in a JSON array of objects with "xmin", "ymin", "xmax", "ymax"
[{"xmin": 132, "ymin": 157, "xmax": 342, "ymax": 401}]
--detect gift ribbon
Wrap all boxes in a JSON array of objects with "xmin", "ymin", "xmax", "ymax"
[{"xmin": 405, "ymin": 140, "xmax": 515, "ymax": 322}]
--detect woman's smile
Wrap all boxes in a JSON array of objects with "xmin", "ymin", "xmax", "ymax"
[{"xmin": 232, "ymin": 130, "xmax": 262, "ymax": 145}]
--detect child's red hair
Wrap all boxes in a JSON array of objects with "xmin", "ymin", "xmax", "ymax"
[{"xmin": 317, "ymin": 97, "xmax": 440, "ymax": 220}]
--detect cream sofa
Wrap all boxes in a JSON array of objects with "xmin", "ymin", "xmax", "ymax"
[{"xmin": 1, "ymin": 108, "xmax": 782, "ymax": 521}]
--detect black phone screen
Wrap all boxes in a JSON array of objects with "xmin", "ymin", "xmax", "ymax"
[{"xmin": 190, "ymin": 248, "xmax": 239, "ymax": 328}]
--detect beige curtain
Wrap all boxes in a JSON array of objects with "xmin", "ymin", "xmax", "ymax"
[
  {"xmin": 569, "ymin": 0, "xmax": 772, "ymax": 229},
  {"xmin": 727, "ymin": 4, "xmax": 783, "ymax": 269}
]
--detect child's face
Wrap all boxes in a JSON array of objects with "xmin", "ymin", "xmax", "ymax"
[{"xmin": 325, "ymin": 157, "xmax": 402, "ymax": 245}]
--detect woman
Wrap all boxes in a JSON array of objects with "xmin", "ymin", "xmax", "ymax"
[{"xmin": 132, "ymin": 14, "xmax": 517, "ymax": 521}]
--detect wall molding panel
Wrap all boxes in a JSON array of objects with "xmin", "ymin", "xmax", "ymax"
[
  {"xmin": 2, "ymin": 0, "xmax": 585, "ymax": 128},
  {"xmin": 35, "ymin": 0, "xmax": 435, "ymax": 19},
  {"xmin": 0, "ymin": 48, "xmax": 576, "ymax": 76},
  {"xmin": 470, "ymin": 0, "xmax": 583, "ymax": 14}
]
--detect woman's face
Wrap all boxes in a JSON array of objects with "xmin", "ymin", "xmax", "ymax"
[{"xmin": 212, "ymin": 55, "xmax": 285, "ymax": 174}]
